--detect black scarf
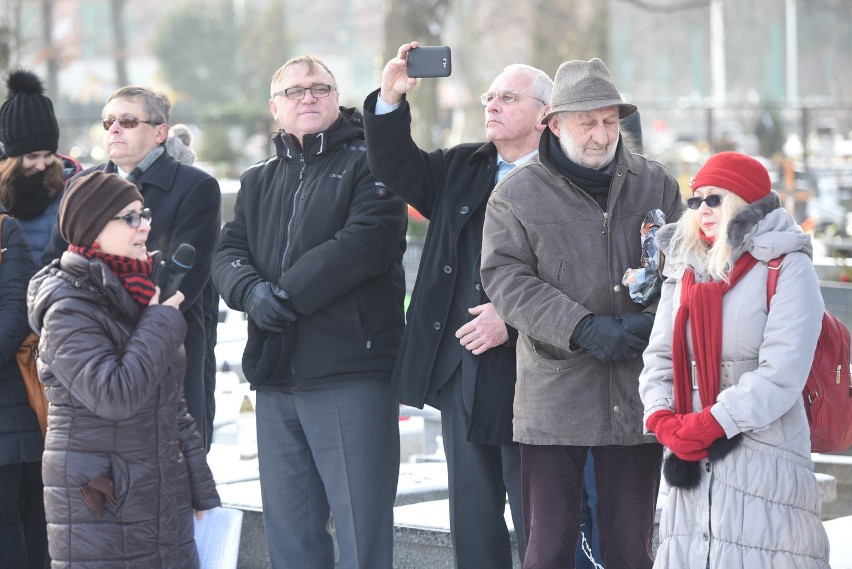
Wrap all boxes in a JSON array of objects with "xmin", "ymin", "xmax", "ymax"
[
  {"xmin": 547, "ymin": 134, "xmax": 614, "ymax": 210},
  {"xmin": 9, "ymin": 170, "xmax": 55, "ymax": 219}
]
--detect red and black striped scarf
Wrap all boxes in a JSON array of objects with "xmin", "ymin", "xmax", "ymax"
[
  {"xmin": 68, "ymin": 245, "xmax": 156, "ymax": 307},
  {"xmin": 672, "ymin": 252, "xmax": 758, "ymax": 414}
]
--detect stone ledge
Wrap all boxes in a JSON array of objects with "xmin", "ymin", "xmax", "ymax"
[
  {"xmin": 813, "ymin": 453, "xmax": 852, "ymax": 520},
  {"xmin": 393, "ymin": 499, "xmax": 521, "ymax": 569},
  {"xmin": 824, "ymin": 515, "xmax": 852, "ymax": 568}
]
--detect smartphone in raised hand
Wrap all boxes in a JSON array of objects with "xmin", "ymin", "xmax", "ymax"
[{"xmin": 406, "ymin": 46, "xmax": 452, "ymax": 78}]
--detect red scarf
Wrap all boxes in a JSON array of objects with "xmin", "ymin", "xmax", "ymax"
[
  {"xmin": 69, "ymin": 245, "xmax": 156, "ymax": 307},
  {"xmin": 672, "ymin": 253, "xmax": 758, "ymax": 414}
]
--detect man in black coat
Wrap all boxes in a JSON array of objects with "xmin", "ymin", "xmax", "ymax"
[
  {"xmin": 43, "ymin": 86, "xmax": 221, "ymax": 449},
  {"xmin": 212, "ymin": 56, "xmax": 406, "ymax": 569},
  {"xmin": 363, "ymin": 41, "xmax": 551, "ymax": 569}
]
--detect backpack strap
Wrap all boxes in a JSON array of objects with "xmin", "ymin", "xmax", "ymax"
[{"xmin": 766, "ymin": 255, "xmax": 786, "ymax": 308}]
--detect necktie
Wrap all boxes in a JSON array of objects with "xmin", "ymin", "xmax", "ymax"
[{"xmin": 496, "ymin": 161, "xmax": 515, "ymax": 183}]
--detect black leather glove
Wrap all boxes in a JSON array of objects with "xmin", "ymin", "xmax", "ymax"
[
  {"xmin": 569, "ymin": 314, "xmax": 645, "ymax": 364},
  {"xmin": 243, "ymin": 281, "xmax": 297, "ymax": 332}
]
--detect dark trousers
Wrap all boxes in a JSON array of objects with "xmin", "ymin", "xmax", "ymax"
[
  {"xmin": 521, "ymin": 443, "xmax": 663, "ymax": 569},
  {"xmin": 201, "ymin": 279, "xmax": 220, "ymax": 451},
  {"xmin": 182, "ymin": 299, "xmax": 208, "ymax": 449},
  {"xmin": 0, "ymin": 461, "xmax": 48, "ymax": 569},
  {"xmin": 576, "ymin": 450, "xmax": 601, "ymax": 568},
  {"xmin": 437, "ymin": 370, "xmax": 524, "ymax": 569},
  {"xmin": 256, "ymin": 378, "xmax": 399, "ymax": 569}
]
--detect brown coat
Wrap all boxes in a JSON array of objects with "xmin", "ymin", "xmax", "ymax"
[
  {"xmin": 28, "ymin": 252, "xmax": 220, "ymax": 568},
  {"xmin": 481, "ymin": 131, "xmax": 684, "ymax": 445}
]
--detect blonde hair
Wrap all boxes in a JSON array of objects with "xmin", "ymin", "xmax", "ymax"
[{"xmin": 666, "ymin": 188, "xmax": 748, "ymax": 282}]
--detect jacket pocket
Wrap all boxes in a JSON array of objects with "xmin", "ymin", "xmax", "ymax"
[{"xmin": 530, "ymin": 339, "xmax": 582, "ymax": 371}]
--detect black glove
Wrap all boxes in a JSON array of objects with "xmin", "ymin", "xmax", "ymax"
[
  {"xmin": 569, "ymin": 314, "xmax": 645, "ymax": 364},
  {"xmin": 243, "ymin": 281, "xmax": 297, "ymax": 332},
  {"xmin": 616, "ymin": 311, "xmax": 655, "ymax": 350}
]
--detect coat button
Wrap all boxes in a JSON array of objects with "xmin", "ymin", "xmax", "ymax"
[
  {"xmin": 613, "ymin": 405, "xmax": 621, "ymax": 413},
  {"xmin": 460, "ymin": 206, "xmax": 470, "ymax": 214},
  {"xmin": 444, "ymin": 265, "xmax": 453, "ymax": 274},
  {"xmin": 613, "ymin": 284, "xmax": 621, "ymax": 292},
  {"xmin": 433, "ymin": 322, "xmax": 442, "ymax": 330},
  {"xmin": 475, "ymin": 283, "xmax": 481, "ymax": 291},
  {"xmin": 703, "ymin": 531, "xmax": 709, "ymax": 541}
]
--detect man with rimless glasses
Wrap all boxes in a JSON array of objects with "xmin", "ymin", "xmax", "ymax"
[
  {"xmin": 212, "ymin": 55, "xmax": 406, "ymax": 569},
  {"xmin": 43, "ymin": 85, "xmax": 222, "ymax": 451},
  {"xmin": 363, "ymin": 40, "xmax": 552, "ymax": 569}
]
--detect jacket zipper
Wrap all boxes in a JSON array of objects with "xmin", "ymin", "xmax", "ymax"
[
  {"xmin": 354, "ymin": 290, "xmax": 372, "ymax": 349},
  {"xmin": 280, "ymin": 155, "xmax": 306, "ymax": 274}
]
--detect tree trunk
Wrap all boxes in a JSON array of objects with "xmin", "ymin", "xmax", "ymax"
[
  {"xmin": 42, "ymin": 0, "xmax": 58, "ymax": 101},
  {"xmin": 111, "ymin": 0, "xmax": 128, "ymax": 87},
  {"xmin": 383, "ymin": 0, "xmax": 450, "ymax": 150}
]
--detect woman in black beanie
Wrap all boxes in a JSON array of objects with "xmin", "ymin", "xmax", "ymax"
[
  {"xmin": 27, "ymin": 171, "xmax": 220, "ymax": 568},
  {"xmin": 0, "ymin": 69, "xmax": 81, "ymax": 264}
]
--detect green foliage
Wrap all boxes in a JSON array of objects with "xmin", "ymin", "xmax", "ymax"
[{"xmin": 152, "ymin": 0, "xmax": 290, "ymax": 110}]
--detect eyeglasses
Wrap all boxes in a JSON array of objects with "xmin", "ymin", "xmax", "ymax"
[
  {"xmin": 111, "ymin": 208, "xmax": 152, "ymax": 228},
  {"xmin": 102, "ymin": 117, "xmax": 160, "ymax": 130},
  {"xmin": 480, "ymin": 91, "xmax": 545, "ymax": 106},
  {"xmin": 686, "ymin": 194, "xmax": 724, "ymax": 210},
  {"xmin": 273, "ymin": 85, "xmax": 336, "ymax": 100}
]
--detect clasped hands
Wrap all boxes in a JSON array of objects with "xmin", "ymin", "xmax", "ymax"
[
  {"xmin": 244, "ymin": 281, "xmax": 297, "ymax": 332},
  {"xmin": 646, "ymin": 407, "xmax": 726, "ymax": 461},
  {"xmin": 569, "ymin": 312, "xmax": 654, "ymax": 363}
]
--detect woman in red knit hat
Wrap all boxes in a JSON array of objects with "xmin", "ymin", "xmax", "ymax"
[{"xmin": 638, "ymin": 152, "xmax": 830, "ymax": 568}]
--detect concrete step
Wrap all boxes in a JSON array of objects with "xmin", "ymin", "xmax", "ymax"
[{"xmin": 208, "ymin": 442, "xmax": 845, "ymax": 568}]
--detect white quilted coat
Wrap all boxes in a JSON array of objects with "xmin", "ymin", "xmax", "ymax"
[{"xmin": 639, "ymin": 193, "xmax": 831, "ymax": 568}]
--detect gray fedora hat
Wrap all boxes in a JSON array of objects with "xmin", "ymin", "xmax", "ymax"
[{"xmin": 542, "ymin": 58, "xmax": 636, "ymax": 124}]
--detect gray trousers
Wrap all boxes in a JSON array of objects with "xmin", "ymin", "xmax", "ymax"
[
  {"xmin": 437, "ymin": 369, "xmax": 524, "ymax": 569},
  {"xmin": 256, "ymin": 378, "xmax": 400, "ymax": 569}
]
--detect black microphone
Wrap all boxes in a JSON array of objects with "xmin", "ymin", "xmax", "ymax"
[{"xmin": 157, "ymin": 243, "xmax": 195, "ymax": 300}]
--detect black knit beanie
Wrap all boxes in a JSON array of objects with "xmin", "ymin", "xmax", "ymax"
[
  {"xmin": 0, "ymin": 70, "xmax": 60, "ymax": 157},
  {"xmin": 60, "ymin": 171, "xmax": 144, "ymax": 247}
]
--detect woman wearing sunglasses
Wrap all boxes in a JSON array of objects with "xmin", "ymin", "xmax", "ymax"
[
  {"xmin": 27, "ymin": 171, "xmax": 219, "ymax": 568},
  {"xmin": 638, "ymin": 152, "xmax": 830, "ymax": 568}
]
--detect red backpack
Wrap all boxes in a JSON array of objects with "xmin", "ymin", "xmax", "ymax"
[{"xmin": 767, "ymin": 256, "xmax": 852, "ymax": 453}]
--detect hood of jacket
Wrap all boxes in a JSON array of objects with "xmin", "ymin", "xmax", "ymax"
[
  {"xmin": 273, "ymin": 106, "xmax": 365, "ymax": 162},
  {"xmin": 28, "ymin": 252, "xmax": 141, "ymax": 335},
  {"xmin": 656, "ymin": 191, "xmax": 812, "ymax": 280}
]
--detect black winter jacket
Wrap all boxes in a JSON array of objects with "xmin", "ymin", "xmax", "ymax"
[
  {"xmin": 212, "ymin": 108, "xmax": 407, "ymax": 385},
  {"xmin": 28, "ymin": 252, "xmax": 220, "ymax": 568},
  {"xmin": 0, "ymin": 208, "xmax": 42, "ymax": 465},
  {"xmin": 363, "ymin": 90, "xmax": 517, "ymax": 445}
]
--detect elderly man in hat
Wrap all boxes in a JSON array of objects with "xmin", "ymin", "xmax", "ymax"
[{"xmin": 481, "ymin": 58, "xmax": 685, "ymax": 568}]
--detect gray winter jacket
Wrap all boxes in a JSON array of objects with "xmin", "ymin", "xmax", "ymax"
[
  {"xmin": 638, "ymin": 193, "xmax": 830, "ymax": 568},
  {"xmin": 28, "ymin": 252, "xmax": 220, "ymax": 568},
  {"xmin": 481, "ymin": 130, "xmax": 683, "ymax": 445}
]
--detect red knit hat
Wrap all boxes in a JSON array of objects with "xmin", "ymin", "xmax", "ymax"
[{"xmin": 691, "ymin": 152, "xmax": 771, "ymax": 204}]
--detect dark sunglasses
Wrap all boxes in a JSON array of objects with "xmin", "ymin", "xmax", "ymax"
[
  {"xmin": 102, "ymin": 117, "xmax": 159, "ymax": 130},
  {"xmin": 111, "ymin": 208, "xmax": 152, "ymax": 228},
  {"xmin": 686, "ymin": 194, "xmax": 724, "ymax": 210}
]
